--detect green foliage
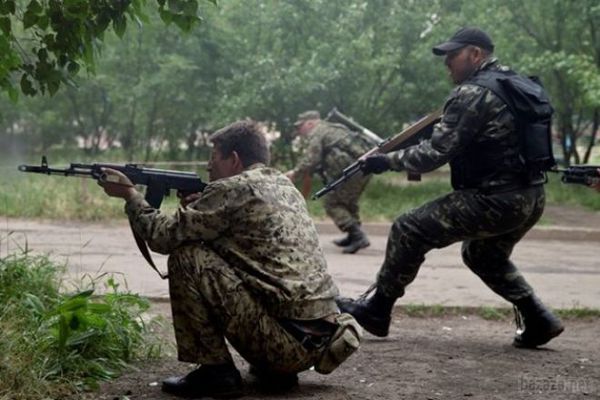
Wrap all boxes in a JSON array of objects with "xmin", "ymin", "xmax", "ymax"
[
  {"xmin": 398, "ymin": 304, "xmax": 599, "ymax": 320},
  {"xmin": 544, "ymin": 173, "xmax": 600, "ymax": 212},
  {"xmin": 1, "ymin": 167, "xmax": 599, "ymax": 222},
  {"xmin": 0, "ymin": 0, "xmax": 211, "ymax": 98},
  {"xmin": 0, "ymin": 253, "xmax": 164, "ymax": 399}
]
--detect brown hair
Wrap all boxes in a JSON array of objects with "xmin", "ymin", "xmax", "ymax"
[{"xmin": 210, "ymin": 120, "xmax": 270, "ymax": 167}]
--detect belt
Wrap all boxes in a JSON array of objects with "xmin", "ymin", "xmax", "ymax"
[
  {"xmin": 278, "ymin": 318, "xmax": 338, "ymax": 351},
  {"xmin": 477, "ymin": 182, "xmax": 538, "ymax": 195}
]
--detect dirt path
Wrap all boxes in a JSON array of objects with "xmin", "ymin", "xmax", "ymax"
[{"xmin": 84, "ymin": 303, "xmax": 599, "ymax": 400}]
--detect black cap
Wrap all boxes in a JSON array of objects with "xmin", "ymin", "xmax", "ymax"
[{"xmin": 432, "ymin": 27, "xmax": 494, "ymax": 56}]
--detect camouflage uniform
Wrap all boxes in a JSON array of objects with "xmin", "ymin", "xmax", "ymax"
[
  {"xmin": 294, "ymin": 121, "xmax": 372, "ymax": 231},
  {"xmin": 125, "ymin": 165, "xmax": 339, "ymax": 373},
  {"xmin": 378, "ymin": 59, "xmax": 542, "ymax": 303}
]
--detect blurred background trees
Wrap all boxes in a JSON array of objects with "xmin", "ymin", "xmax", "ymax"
[{"xmin": 0, "ymin": 0, "xmax": 598, "ymax": 166}]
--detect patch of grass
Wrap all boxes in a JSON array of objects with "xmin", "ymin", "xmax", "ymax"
[
  {"xmin": 555, "ymin": 307, "xmax": 600, "ymax": 319},
  {"xmin": 545, "ymin": 172, "xmax": 600, "ymax": 211},
  {"xmin": 0, "ymin": 253, "xmax": 165, "ymax": 399},
  {"xmin": 0, "ymin": 168, "xmax": 180, "ymax": 221},
  {"xmin": 307, "ymin": 174, "xmax": 452, "ymax": 221},
  {"xmin": 2, "ymin": 162, "xmax": 599, "ymax": 221},
  {"xmin": 395, "ymin": 304, "xmax": 600, "ymax": 320},
  {"xmin": 478, "ymin": 306, "xmax": 512, "ymax": 320},
  {"xmin": 401, "ymin": 303, "xmax": 448, "ymax": 318}
]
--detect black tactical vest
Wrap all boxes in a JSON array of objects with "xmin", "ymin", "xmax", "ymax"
[
  {"xmin": 466, "ymin": 68, "xmax": 555, "ymax": 183},
  {"xmin": 450, "ymin": 66, "xmax": 555, "ymax": 190}
]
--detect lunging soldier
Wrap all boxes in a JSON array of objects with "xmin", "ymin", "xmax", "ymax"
[{"xmin": 337, "ymin": 28, "xmax": 564, "ymax": 349}]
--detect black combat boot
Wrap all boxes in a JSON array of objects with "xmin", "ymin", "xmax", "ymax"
[
  {"xmin": 342, "ymin": 224, "xmax": 370, "ymax": 254},
  {"xmin": 333, "ymin": 232, "xmax": 351, "ymax": 247},
  {"xmin": 162, "ymin": 363, "xmax": 244, "ymax": 398},
  {"xmin": 248, "ymin": 365, "xmax": 298, "ymax": 393},
  {"xmin": 336, "ymin": 285, "xmax": 395, "ymax": 337},
  {"xmin": 512, "ymin": 295, "xmax": 564, "ymax": 348}
]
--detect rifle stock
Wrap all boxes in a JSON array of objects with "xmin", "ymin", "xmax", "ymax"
[{"xmin": 313, "ymin": 109, "xmax": 442, "ymax": 199}]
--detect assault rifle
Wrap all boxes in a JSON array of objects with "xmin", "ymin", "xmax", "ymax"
[
  {"xmin": 552, "ymin": 165, "xmax": 600, "ymax": 187},
  {"xmin": 313, "ymin": 109, "xmax": 443, "ymax": 199},
  {"xmin": 18, "ymin": 156, "xmax": 207, "ymax": 279}
]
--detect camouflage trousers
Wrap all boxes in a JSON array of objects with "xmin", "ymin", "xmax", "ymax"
[
  {"xmin": 377, "ymin": 185, "xmax": 545, "ymax": 302},
  {"xmin": 168, "ymin": 244, "xmax": 324, "ymax": 373},
  {"xmin": 324, "ymin": 173, "xmax": 371, "ymax": 232}
]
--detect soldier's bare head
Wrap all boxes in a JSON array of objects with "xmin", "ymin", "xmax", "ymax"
[{"xmin": 208, "ymin": 120, "xmax": 270, "ymax": 181}]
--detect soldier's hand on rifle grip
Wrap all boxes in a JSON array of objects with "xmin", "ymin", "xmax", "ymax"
[
  {"xmin": 177, "ymin": 191, "xmax": 202, "ymax": 207},
  {"xmin": 98, "ymin": 168, "xmax": 137, "ymax": 201},
  {"xmin": 360, "ymin": 154, "xmax": 392, "ymax": 175}
]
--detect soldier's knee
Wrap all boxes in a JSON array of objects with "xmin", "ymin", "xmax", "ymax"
[
  {"xmin": 168, "ymin": 243, "xmax": 226, "ymax": 277},
  {"xmin": 461, "ymin": 245, "xmax": 487, "ymax": 274}
]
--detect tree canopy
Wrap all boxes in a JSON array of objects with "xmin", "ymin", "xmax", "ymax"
[
  {"xmin": 0, "ymin": 0, "xmax": 212, "ymax": 99},
  {"xmin": 0, "ymin": 0, "xmax": 598, "ymax": 165}
]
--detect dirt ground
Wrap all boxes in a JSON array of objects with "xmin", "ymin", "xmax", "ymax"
[{"xmin": 82, "ymin": 302, "xmax": 599, "ymax": 400}]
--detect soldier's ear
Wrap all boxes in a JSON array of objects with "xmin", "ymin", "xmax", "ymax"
[{"xmin": 230, "ymin": 150, "xmax": 245, "ymax": 171}]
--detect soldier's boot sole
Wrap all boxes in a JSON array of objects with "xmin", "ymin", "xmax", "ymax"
[
  {"xmin": 342, "ymin": 238, "xmax": 370, "ymax": 254},
  {"xmin": 513, "ymin": 322, "xmax": 565, "ymax": 348},
  {"xmin": 335, "ymin": 296, "xmax": 390, "ymax": 337}
]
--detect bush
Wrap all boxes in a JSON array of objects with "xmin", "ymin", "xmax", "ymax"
[{"xmin": 0, "ymin": 254, "xmax": 164, "ymax": 399}]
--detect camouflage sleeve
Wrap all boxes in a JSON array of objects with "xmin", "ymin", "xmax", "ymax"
[
  {"xmin": 124, "ymin": 183, "xmax": 231, "ymax": 254},
  {"xmin": 293, "ymin": 129, "xmax": 324, "ymax": 177},
  {"xmin": 388, "ymin": 84, "xmax": 493, "ymax": 172}
]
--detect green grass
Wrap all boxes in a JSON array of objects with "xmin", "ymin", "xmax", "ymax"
[
  {"xmin": 1, "ymin": 162, "xmax": 599, "ymax": 222},
  {"xmin": 544, "ymin": 172, "xmax": 600, "ymax": 211},
  {"xmin": 396, "ymin": 304, "xmax": 600, "ymax": 320},
  {"xmin": 0, "ymin": 253, "xmax": 165, "ymax": 399}
]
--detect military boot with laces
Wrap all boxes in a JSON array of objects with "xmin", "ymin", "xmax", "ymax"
[
  {"xmin": 512, "ymin": 295, "xmax": 564, "ymax": 348},
  {"xmin": 335, "ymin": 285, "xmax": 394, "ymax": 337}
]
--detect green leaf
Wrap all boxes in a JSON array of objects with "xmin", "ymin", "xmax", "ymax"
[
  {"xmin": 26, "ymin": 0, "xmax": 43, "ymax": 14},
  {"xmin": 23, "ymin": 9, "xmax": 39, "ymax": 29},
  {"xmin": 158, "ymin": 8, "xmax": 173, "ymax": 24},
  {"xmin": 69, "ymin": 313, "xmax": 80, "ymax": 329},
  {"xmin": 58, "ymin": 313, "xmax": 70, "ymax": 351},
  {"xmin": 47, "ymin": 79, "xmax": 60, "ymax": 95},
  {"xmin": 113, "ymin": 15, "xmax": 127, "ymax": 38},
  {"xmin": 0, "ymin": 16, "xmax": 10, "ymax": 35},
  {"xmin": 67, "ymin": 61, "xmax": 80, "ymax": 74},
  {"xmin": 20, "ymin": 74, "xmax": 36, "ymax": 96},
  {"xmin": 0, "ymin": 0, "xmax": 16, "ymax": 15},
  {"xmin": 87, "ymin": 303, "xmax": 112, "ymax": 314},
  {"xmin": 36, "ymin": 13, "xmax": 49, "ymax": 29},
  {"xmin": 24, "ymin": 293, "xmax": 46, "ymax": 315},
  {"xmin": 172, "ymin": 14, "xmax": 197, "ymax": 32}
]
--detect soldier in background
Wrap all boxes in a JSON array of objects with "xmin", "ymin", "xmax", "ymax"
[
  {"xmin": 99, "ymin": 120, "xmax": 360, "ymax": 398},
  {"xmin": 286, "ymin": 111, "xmax": 373, "ymax": 254},
  {"xmin": 337, "ymin": 27, "xmax": 564, "ymax": 349}
]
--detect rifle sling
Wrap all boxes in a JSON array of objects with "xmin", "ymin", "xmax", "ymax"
[{"xmin": 129, "ymin": 222, "xmax": 168, "ymax": 280}]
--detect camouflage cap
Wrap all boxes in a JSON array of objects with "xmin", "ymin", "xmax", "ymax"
[{"xmin": 294, "ymin": 110, "xmax": 321, "ymax": 126}]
